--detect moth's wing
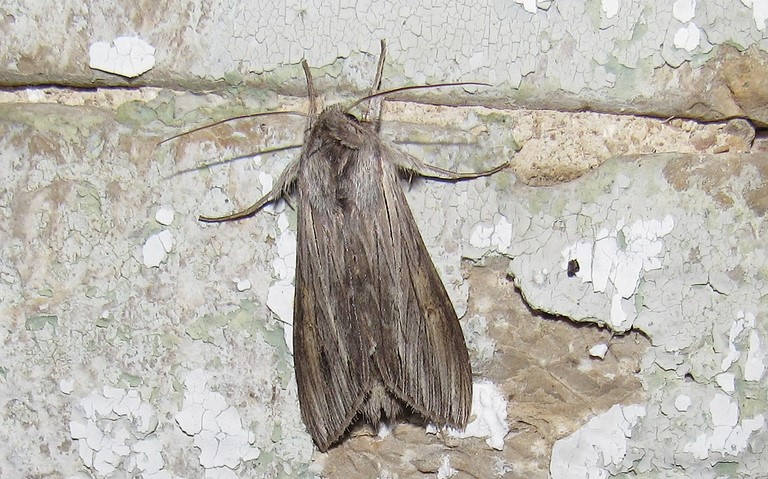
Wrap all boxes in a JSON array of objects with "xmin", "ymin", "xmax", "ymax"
[
  {"xmin": 291, "ymin": 155, "xmax": 373, "ymax": 452},
  {"xmin": 363, "ymin": 156, "xmax": 473, "ymax": 428}
]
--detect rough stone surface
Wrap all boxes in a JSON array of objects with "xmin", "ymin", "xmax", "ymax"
[
  {"xmin": 3, "ymin": 1, "xmax": 768, "ymax": 124},
  {"xmin": 1, "ymin": 2, "xmax": 768, "ymax": 478}
]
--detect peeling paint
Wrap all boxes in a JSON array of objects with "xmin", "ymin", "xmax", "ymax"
[
  {"xmin": 89, "ymin": 36, "xmax": 156, "ymax": 78},
  {"xmin": 559, "ymin": 215, "xmax": 675, "ymax": 329},
  {"xmin": 234, "ymin": 278, "xmax": 252, "ymax": 291},
  {"xmin": 589, "ymin": 343, "xmax": 609, "ymax": 359},
  {"xmin": 69, "ymin": 387, "xmax": 162, "ymax": 476},
  {"xmin": 142, "ymin": 230, "xmax": 174, "ymax": 268},
  {"xmin": 437, "ymin": 455, "xmax": 458, "ymax": 479},
  {"xmin": 550, "ymin": 404, "xmax": 646, "ymax": 479},
  {"xmin": 675, "ymin": 394, "xmax": 691, "ymax": 412},
  {"xmin": 175, "ymin": 370, "xmax": 260, "ymax": 474},
  {"xmin": 155, "ymin": 207, "xmax": 175, "ymax": 226},
  {"xmin": 451, "ymin": 381, "xmax": 509, "ymax": 450},
  {"xmin": 674, "ymin": 22, "xmax": 702, "ymax": 51},
  {"xmin": 742, "ymin": 0, "xmax": 768, "ymax": 30},
  {"xmin": 744, "ymin": 330, "xmax": 766, "ymax": 381},
  {"xmin": 683, "ymin": 393, "xmax": 764, "ymax": 460},
  {"xmin": 266, "ymin": 212, "xmax": 296, "ymax": 352}
]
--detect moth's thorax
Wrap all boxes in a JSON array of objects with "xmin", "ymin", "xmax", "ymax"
[
  {"xmin": 300, "ymin": 105, "xmax": 392, "ymax": 211},
  {"xmin": 310, "ymin": 105, "xmax": 376, "ymax": 150}
]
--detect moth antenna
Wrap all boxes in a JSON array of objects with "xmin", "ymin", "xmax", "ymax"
[
  {"xmin": 163, "ymin": 143, "xmax": 302, "ymax": 180},
  {"xmin": 346, "ymin": 81, "xmax": 491, "ymax": 115},
  {"xmin": 362, "ymin": 39, "xmax": 387, "ymax": 129},
  {"xmin": 372, "ymin": 39, "xmax": 386, "ymax": 93},
  {"xmin": 302, "ymin": 60, "xmax": 318, "ymax": 124},
  {"xmin": 156, "ymin": 111, "xmax": 305, "ymax": 146}
]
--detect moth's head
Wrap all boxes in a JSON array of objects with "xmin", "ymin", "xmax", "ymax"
[{"xmin": 313, "ymin": 105, "xmax": 375, "ymax": 148}]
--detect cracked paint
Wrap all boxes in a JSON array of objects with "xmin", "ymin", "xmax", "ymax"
[
  {"xmin": 69, "ymin": 387, "xmax": 163, "ymax": 477},
  {"xmin": 683, "ymin": 393, "xmax": 765, "ymax": 460},
  {"xmin": 266, "ymin": 212, "xmax": 296, "ymax": 353},
  {"xmin": 5, "ymin": 0, "xmax": 768, "ymax": 148},
  {"xmin": 500, "ymin": 152, "xmax": 768, "ymax": 477},
  {"xmin": 741, "ymin": 0, "xmax": 768, "ymax": 30},
  {"xmin": 550, "ymin": 404, "xmax": 646, "ymax": 479},
  {"xmin": 720, "ymin": 311, "xmax": 754, "ymax": 372},
  {"xmin": 469, "ymin": 214, "xmax": 514, "ymax": 253},
  {"xmin": 175, "ymin": 369, "xmax": 260, "ymax": 476},
  {"xmin": 3, "ymin": 9, "xmax": 768, "ymax": 472}
]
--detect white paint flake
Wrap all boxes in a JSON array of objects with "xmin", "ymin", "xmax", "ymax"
[
  {"xmin": 673, "ymin": 0, "xmax": 696, "ymax": 22},
  {"xmin": 715, "ymin": 373, "xmax": 735, "ymax": 393},
  {"xmin": 451, "ymin": 381, "xmax": 509, "ymax": 450},
  {"xmin": 155, "ymin": 207, "xmax": 175, "ymax": 226},
  {"xmin": 514, "ymin": 0, "xmax": 538, "ymax": 14},
  {"xmin": 69, "ymin": 387, "xmax": 162, "ymax": 476},
  {"xmin": 469, "ymin": 215, "xmax": 513, "ymax": 252},
  {"xmin": 610, "ymin": 294, "xmax": 630, "ymax": 329},
  {"xmin": 710, "ymin": 393, "xmax": 738, "ymax": 427},
  {"xmin": 744, "ymin": 330, "xmax": 766, "ymax": 381},
  {"xmin": 175, "ymin": 370, "xmax": 260, "ymax": 473},
  {"xmin": 470, "ymin": 224, "xmax": 494, "ymax": 249},
  {"xmin": 89, "ymin": 36, "xmax": 156, "ymax": 78},
  {"xmin": 674, "ymin": 394, "xmax": 691, "ymax": 412},
  {"xmin": 234, "ymin": 278, "xmax": 252, "ymax": 292},
  {"xmin": 673, "ymin": 22, "xmax": 701, "ymax": 51},
  {"xmin": 60, "ymin": 378, "xmax": 75, "ymax": 395},
  {"xmin": 437, "ymin": 455, "xmax": 458, "ymax": 479},
  {"xmin": 589, "ymin": 343, "xmax": 609, "ymax": 359},
  {"xmin": 601, "ymin": 0, "xmax": 620, "ymax": 18},
  {"xmin": 550, "ymin": 404, "xmax": 646, "ymax": 479},
  {"xmin": 142, "ymin": 230, "xmax": 174, "ymax": 268},
  {"xmin": 720, "ymin": 311, "xmax": 754, "ymax": 371}
]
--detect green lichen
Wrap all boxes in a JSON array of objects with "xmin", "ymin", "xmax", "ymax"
[{"xmin": 25, "ymin": 314, "xmax": 58, "ymax": 332}]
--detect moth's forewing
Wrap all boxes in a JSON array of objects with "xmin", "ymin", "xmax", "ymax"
[{"xmin": 292, "ymin": 109, "xmax": 472, "ymax": 451}]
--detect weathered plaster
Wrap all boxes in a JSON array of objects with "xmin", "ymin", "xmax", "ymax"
[
  {"xmin": 3, "ymin": 1, "xmax": 768, "ymax": 123},
  {"xmin": 1, "ymin": 12, "xmax": 767, "ymax": 473},
  {"xmin": 494, "ymin": 153, "xmax": 768, "ymax": 477}
]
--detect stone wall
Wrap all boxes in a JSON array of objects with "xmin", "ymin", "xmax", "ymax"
[{"xmin": 1, "ymin": 1, "xmax": 767, "ymax": 478}]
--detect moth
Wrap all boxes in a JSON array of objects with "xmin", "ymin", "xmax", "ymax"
[{"xmin": 199, "ymin": 41, "xmax": 508, "ymax": 451}]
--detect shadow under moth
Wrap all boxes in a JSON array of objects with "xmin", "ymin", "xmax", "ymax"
[{"xmin": 198, "ymin": 41, "xmax": 508, "ymax": 451}]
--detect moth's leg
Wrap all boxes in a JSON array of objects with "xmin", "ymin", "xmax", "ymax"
[
  {"xmin": 388, "ymin": 146, "xmax": 509, "ymax": 181},
  {"xmin": 362, "ymin": 39, "xmax": 387, "ymax": 130},
  {"xmin": 199, "ymin": 158, "xmax": 299, "ymax": 222}
]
